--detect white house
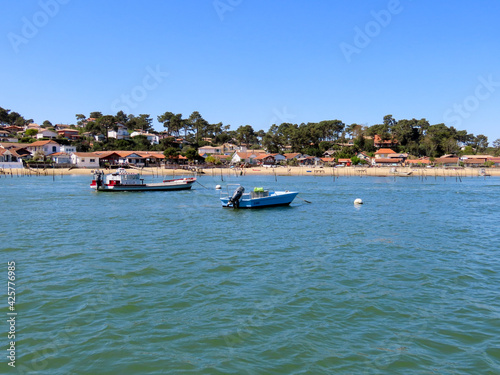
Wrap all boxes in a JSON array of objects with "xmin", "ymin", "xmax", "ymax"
[
  {"xmin": 26, "ymin": 140, "xmax": 60, "ymax": 156},
  {"xmin": 49, "ymin": 152, "xmax": 72, "ymax": 164},
  {"xmin": 118, "ymin": 152, "xmax": 146, "ymax": 166},
  {"xmin": 0, "ymin": 148, "xmax": 23, "ymax": 168},
  {"xmin": 108, "ymin": 124, "xmax": 130, "ymax": 140},
  {"xmin": 230, "ymin": 151, "xmax": 266, "ymax": 165},
  {"xmin": 130, "ymin": 131, "xmax": 159, "ymax": 145},
  {"xmin": 36, "ymin": 129, "xmax": 58, "ymax": 139},
  {"xmin": 60, "ymin": 145, "xmax": 76, "ymax": 154},
  {"xmin": 71, "ymin": 152, "xmax": 100, "ymax": 168}
]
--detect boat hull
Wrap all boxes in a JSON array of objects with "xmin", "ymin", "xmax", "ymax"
[
  {"xmin": 220, "ymin": 192, "xmax": 298, "ymax": 208},
  {"xmin": 93, "ymin": 183, "xmax": 194, "ymax": 192},
  {"xmin": 91, "ymin": 178, "xmax": 196, "ymax": 192}
]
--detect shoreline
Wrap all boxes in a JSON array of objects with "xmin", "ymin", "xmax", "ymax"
[{"xmin": 2, "ymin": 166, "xmax": 499, "ymax": 178}]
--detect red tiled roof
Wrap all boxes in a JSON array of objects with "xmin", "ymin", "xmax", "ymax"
[
  {"xmin": 375, "ymin": 148, "xmax": 396, "ymax": 154},
  {"xmin": 28, "ymin": 140, "xmax": 59, "ymax": 147}
]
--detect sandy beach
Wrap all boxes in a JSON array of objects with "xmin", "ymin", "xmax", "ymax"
[{"xmin": 2, "ymin": 165, "xmax": 499, "ymax": 178}]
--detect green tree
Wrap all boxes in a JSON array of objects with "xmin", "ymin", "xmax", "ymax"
[
  {"xmin": 114, "ymin": 110, "xmax": 128, "ymax": 125},
  {"xmin": 96, "ymin": 115, "xmax": 117, "ymax": 141},
  {"xmin": 164, "ymin": 146, "xmax": 180, "ymax": 159},
  {"xmin": 187, "ymin": 111, "xmax": 209, "ymax": 143},
  {"xmin": 460, "ymin": 145, "xmax": 475, "ymax": 155},
  {"xmin": 492, "ymin": 139, "xmax": 500, "ymax": 156},
  {"xmin": 89, "ymin": 111, "xmax": 103, "ymax": 119},
  {"xmin": 75, "ymin": 114, "xmax": 86, "ymax": 126},
  {"xmin": 182, "ymin": 146, "xmax": 199, "ymax": 161},
  {"xmin": 25, "ymin": 128, "xmax": 38, "ymax": 137},
  {"xmin": 473, "ymin": 134, "xmax": 489, "ymax": 153},
  {"xmin": 235, "ymin": 125, "xmax": 257, "ymax": 146},
  {"xmin": 127, "ymin": 114, "xmax": 153, "ymax": 132},
  {"xmin": 158, "ymin": 112, "xmax": 184, "ymax": 137},
  {"xmin": 0, "ymin": 107, "xmax": 10, "ymax": 125}
]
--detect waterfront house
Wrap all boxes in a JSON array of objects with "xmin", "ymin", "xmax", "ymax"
[
  {"xmin": 489, "ymin": 157, "xmax": 500, "ymax": 167},
  {"xmin": 117, "ymin": 152, "xmax": 146, "ymax": 166},
  {"xmin": 405, "ymin": 158, "xmax": 431, "ymax": 167},
  {"xmin": 9, "ymin": 148, "xmax": 29, "ymax": 161},
  {"xmin": 284, "ymin": 153, "xmax": 303, "ymax": 163},
  {"xmin": 255, "ymin": 153, "xmax": 276, "ymax": 166},
  {"xmin": 320, "ymin": 157, "xmax": 335, "ymax": 166},
  {"xmin": 26, "ymin": 140, "xmax": 60, "ymax": 156},
  {"xmin": 0, "ymin": 148, "xmax": 14, "ymax": 162},
  {"xmin": 374, "ymin": 148, "xmax": 397, "ymax": 159},
  {"xmin": 165, "ymin": 154, "xmax": 188, "ymax": 165},
  {"xmin": 297, "ymin": 156, "xmax": 319, "ymax": 166},
  {"xmin": 462, "ymin": 158, "xmax": 487, "ymax": 167},
  {"xmin": 230, "ymin": 151, "xmax": 266, "ymax": 165},
  {"xmin": 137, "ymin": 151, "xmax": 165, "ymax": 166},
  {"xmin": 372, "ymin": 158, "xmax": 402, "ymax": 167},
  {"xmin": 49, "ymin": 152, "xmax": 72, "ymax": 165},
  {"xmin": 434, "ymin": 157, "xmax": 459, "ymax": 167},
  {"xmin": 0, "ymin": 148, "xmax": 24, "ymax": 168},
  {"xmin": 94, "ymin": 151, "xmax": 120, "ymax": 166},
  {"xmin": 271, "ymin": 154, "xmax": 286, "ymax": 164},
  {"xmin": 71, "ymin": 152, "xmax": 100, "ymax": 168},
  {"xmin": 337, "ymin": 158, "xmax": 352, "ymax": 166}
]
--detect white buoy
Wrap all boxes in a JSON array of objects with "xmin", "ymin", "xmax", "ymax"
[
  {"xmin": 215, "ymin": 185, "xmax": 221, "ymax": 190},
  {"xmin": 354, "ymin": 198, "xmax": 363, "ymax": 205}
]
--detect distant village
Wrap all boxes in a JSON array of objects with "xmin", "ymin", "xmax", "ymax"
[{"xmin": 1, "ymin": 112, "xmax": 500, "ymax": 170}]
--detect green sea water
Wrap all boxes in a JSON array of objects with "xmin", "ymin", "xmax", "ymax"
[{"xmin": 1, "ymin": 173, "xmax": 500, "ymax": 374}]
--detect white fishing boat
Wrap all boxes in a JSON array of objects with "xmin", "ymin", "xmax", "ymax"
[
  {"xmin": 220, "ymin": 184, "xmax": 298, "ymax": 208},
  {"xmin": 90, "ymin": 168, "xmax": 196, "ymax": 191}
]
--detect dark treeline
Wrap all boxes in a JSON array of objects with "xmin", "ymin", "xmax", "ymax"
[{"xmin": 2, "ymin": 107, "xmax": 499, "ymax": 159}]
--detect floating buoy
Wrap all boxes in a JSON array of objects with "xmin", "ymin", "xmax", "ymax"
[
  {"xmin": 354, "ymin": 198, "xmax": 363, "ymax": 205},
  {"xmin": 215, "ymin": 185, "xmax": 221, "ymax": 190}
]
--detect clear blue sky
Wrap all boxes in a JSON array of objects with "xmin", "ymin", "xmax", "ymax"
[{"xmin": 1, "ymin": 0, "xmax": 499, "ymax": 142}]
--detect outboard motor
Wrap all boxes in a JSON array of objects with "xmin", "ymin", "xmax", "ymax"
[
  {"xmin": 228, "ymin": 186, "xmax": 245, "ymax": 208},
  {"xmin": 95, "ymin": 171, "xmax": 103, "ymax": 189}
]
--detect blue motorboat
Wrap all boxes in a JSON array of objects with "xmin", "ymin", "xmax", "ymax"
[{"xmin": 220, "ymin": 184, "xmax": 298, "ymax": 208}]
